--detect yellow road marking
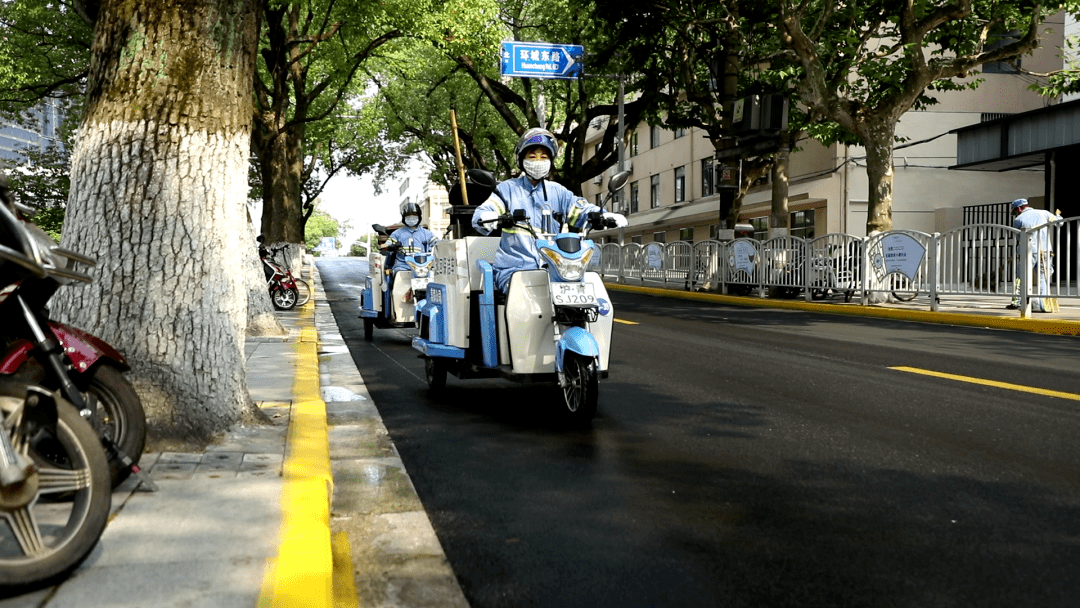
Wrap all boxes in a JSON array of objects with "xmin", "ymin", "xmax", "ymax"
[
  {"xmin": 614, "ymin": 318, "xmax": 638, "ymax": 325},
  {"xmin": 890, "ymin": 366, "xmax": 1080, "ymax": 401}
]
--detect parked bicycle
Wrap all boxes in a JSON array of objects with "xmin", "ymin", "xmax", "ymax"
[{"xmin": 810, "ymin": 243, "xmax": 859, "ymax": 303}]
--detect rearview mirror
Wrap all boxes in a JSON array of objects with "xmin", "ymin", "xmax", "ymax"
[{"xmin": 608, "ymin": 171, "xmax": 631, "ymax": 194}]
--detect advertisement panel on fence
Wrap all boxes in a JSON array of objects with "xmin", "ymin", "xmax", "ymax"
[{"xmin": 878, "ymin": 233, "xmax": 925, "ymax": 280}]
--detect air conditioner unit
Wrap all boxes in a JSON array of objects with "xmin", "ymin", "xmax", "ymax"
[
  {"xmin": 608, "ymin": 160, "xmax": 633, "ymax": 177},
  {"xmin": 592, "ymin": 175, "xmax": 603, "ymax": 185}
]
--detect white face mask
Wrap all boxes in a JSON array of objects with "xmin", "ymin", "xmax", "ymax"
[
  {"xmin": 523, "ymin": 159, "xmax": 551, "ymax": 180},
  {"xmin": 404, "ymin": 215, "xmax": 420, "ymax": 228}
]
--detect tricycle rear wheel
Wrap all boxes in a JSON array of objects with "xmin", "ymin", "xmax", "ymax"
[{"xmin": 425, "ymin": 357, "xmax": 446, "ymax": 391}]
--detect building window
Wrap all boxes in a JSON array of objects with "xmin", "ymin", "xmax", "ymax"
[
  {"xmin": 629, "ymin": 129, "xmax": 639, "ymax": 156},
  {"xmin": 982, "ymin": 31, "xmax": 1022, "ymax": 74},
  {"xmin": 613, "ymin": 189, "xmax": 623, "ymax": 214},
  {"xmin": 709, "ymin": 224, "xmax": 719, "ymax": 240},
  {"xmin": 631, "ymin": 235, "xmax": 642, "ymax": 244},
  {"xmin": 630, "ymin": 182, "xmax": 639, "ymax": 214},
  {"xmin": 595, "ymin": 193, "xmax": 602, "ymax": 208},
  {"xmin": 750, "ymin": 217, "xmax": 768, "ymax": 241},
  {"xmin": 679, "ymin": 228, "xmax": 693, "ymax": 242},
  {"xmin": 653, "ymin": 231, "xmax": 667, "ymax": 243},
  {"xmin": 674, "ymin": 127, "xmax": 686, "ymax": 139},
  {"xmin": 674, "ymin": 166, "xmax": 685, "ymax": 202},
  {"xmin": 791, "ymin": 209, "xmax": 815, "ymax": 239},
  {"xmin": 650, "ymin": 125, "xmax": 661, "ymax": 149},
  {"xmin": 701, "ymin": 157, "xmax": 714, "ymax": 197},
  {"xmin": 650, "ymin": 175, "xmax": 661, "ymax": 208}
]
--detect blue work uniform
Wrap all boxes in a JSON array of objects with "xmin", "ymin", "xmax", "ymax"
[
  {"xmin": 1013, "ymin": 207, "xmax": 1062, "ymax": 312},
  {"xmin": 384, "ymin": 226, "xmax": 438, "ymax": 273},
  {"xmin": 471, "ymin": 175, "xmax": 601, "ymax": 291}
]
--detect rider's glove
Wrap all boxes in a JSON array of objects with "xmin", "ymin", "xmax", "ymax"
[
  {"xmin": 603, "ymin": 212, "xmax": 628, "ymax": 228},
  {"xmin": 589, "ymin": 212, "xmax": 628, "ymax": 229},
  {"xmin": 475, "ymin": 210, "xmax": 499, "ymax": 234}
]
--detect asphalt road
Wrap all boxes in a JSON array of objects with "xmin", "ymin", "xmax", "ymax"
[{"xmin": 317, "ymin": 257, "xmax": 1080, "ymax": 608}]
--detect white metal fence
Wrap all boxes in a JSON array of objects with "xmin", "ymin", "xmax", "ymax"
[{"xmin": 593, "ymin": 217, "xmax": 1080, "ymax": 317}]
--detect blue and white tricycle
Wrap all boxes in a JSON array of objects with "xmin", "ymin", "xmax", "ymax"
[
  {"xmin": 359, "ymin": 224, "xmax": 434, "ymax": 341},
  {"xmin": 412, "ymin": 170, "xmax": 629, "ymax": 424}
]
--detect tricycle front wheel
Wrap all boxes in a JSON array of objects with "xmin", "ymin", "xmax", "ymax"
[{"xmin": 560, "ymin": 353, "xmax": 598, "ymax": 426}]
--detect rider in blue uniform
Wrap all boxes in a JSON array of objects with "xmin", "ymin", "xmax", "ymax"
[
  {"xmin": 384, "ymin": 202, "xmax": 438, "ymax": 277},
  {"xmin": 471, "ymin": 128, "xmax": 627, "ymax": 292}
]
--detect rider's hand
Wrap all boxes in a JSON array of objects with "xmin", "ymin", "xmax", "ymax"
[{"xmin": 475, "ymin": 210, "xmax": 498, "ymax": 234}]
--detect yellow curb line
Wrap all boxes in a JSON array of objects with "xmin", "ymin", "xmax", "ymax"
[
  {"xmin": 260, "ymin": 292, "xmax": 348, "ymax": 608},
  {"xmin": 605, "ymin": 283, "xmax": 1080, "ymax": 336}
]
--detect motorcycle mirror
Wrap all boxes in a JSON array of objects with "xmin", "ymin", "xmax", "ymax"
[
  {"xmin": 371, "ymin": 224, "xmax": 390, "ymax": 236},
  {"xmin": 608, "ymin": 171, "xmax": 631, "ymax": 194}
]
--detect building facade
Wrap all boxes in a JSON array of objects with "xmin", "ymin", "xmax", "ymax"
[
  {"xmin": 0, "ymin": 99, "xmax": 66, "ymax": 162},
  {"xmin": 581, "ymin": 15, "xmax": 1068, "ymax": 245}
]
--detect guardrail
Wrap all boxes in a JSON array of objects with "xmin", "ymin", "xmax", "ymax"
[{"xmin": 591, "ymin": 217, "xmax": 1079, "ymax": 318}]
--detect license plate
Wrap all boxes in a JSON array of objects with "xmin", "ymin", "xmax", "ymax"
[
  {"xmin": 552, "ymin": 282, "xmax": 597, "ymax": 307},
  {"xmin": 411, "ymin": 277, "xmax": 430, "ymax": 291}
]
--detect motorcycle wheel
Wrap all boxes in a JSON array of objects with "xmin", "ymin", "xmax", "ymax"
[
  {"xmin": 293, "ymin": 279, "xmax": 312, "ymax": 306},
  {"xmin": 82, "ymin": 366, "xmax": 146, "ymax": 487},
  {"xmin": 0, "ymin": 395, "xmax": 111, "ymax": 589},
  {"xmin": 560, "ymin": 353, "xmax": 598, "ymax": 426},
  {"xmin": 272, "ymin": 286, "xmax": 298, "ymax": 310},
  {"xmin": 424, "ymin": 358, "xmax": 446, "ymax": 391},
  {"xmin": 10, "ymin": 364, "xmax": 146, "ymax": 488}
]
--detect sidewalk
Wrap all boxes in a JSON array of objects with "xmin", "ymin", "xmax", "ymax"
[{"xmin": 0, "ymin": 265, "xmax": 468, "ymax": 608}]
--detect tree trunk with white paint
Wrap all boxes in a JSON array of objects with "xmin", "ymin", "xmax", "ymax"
[{"xmin": 55, "ymin": 0, "xmax": 263, "ymax": 443}]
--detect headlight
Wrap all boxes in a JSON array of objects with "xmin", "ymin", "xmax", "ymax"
[
  {"xmin": 540, "ymin": 247, "xmax": 593, "ymax": 281},
  {"xmin": 407, "ymin": 260, "xmax": 431, "ymax": 277}
]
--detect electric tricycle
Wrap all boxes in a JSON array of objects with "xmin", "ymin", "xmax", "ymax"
[
  {"xmin": 359, "ymin": 225, "xmax": 434, "ymax": 340},
  {"xmin": 412, "ymin": 170, "xmax": 629, "ymax": 425}
]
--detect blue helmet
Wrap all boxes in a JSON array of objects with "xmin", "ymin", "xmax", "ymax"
[{"xmin": 514, "ymin": 128, "xmax": 558, "ymax": 171}]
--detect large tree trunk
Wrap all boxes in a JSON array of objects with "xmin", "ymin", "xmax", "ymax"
[
  {"xmin": 256, "ymin": 119, "xmax": 305, "ymax": 246},
  {"xmin": 863, "ymin": 119, "xmax": 896, "ymax": 234},
  {"xmin": 770, "ymin": 135, "xmax": 791, "ymax": 237},
  {"xmin": 55, "ymin": 0, "xmax": 262, "ymax": 444}
]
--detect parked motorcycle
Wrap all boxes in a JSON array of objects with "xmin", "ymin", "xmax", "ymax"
[
  {"xmin": 412, "ymin": 170, "xmax": 630, "ymax": 425},
  {"xmin": 0, "ymin": 210, "xmax": 147, "ymax": 489},
  {"xmin": 0, "ymin": 181, "xmax": 111, "ymax": 588},
  {"xmin": 358, "ymin": 225, "xmax": 433, "ymax": 341},
  {"xmin": 259, "ymin": 242, "xmax": 308, "ymax": 310}
]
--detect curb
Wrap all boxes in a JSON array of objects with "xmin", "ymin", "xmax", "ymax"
[
  {"xmin": 605, "ymin": 283, "xmax": 1080, "ymax": 337},
  {"xmin": 260, "ymin": 296, "xmax": 341, "ymax": 608}
]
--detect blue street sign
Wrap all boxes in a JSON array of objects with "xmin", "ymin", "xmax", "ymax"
[{"xmin": 500, "ymin": 41, "xmax": 584, "ymax": 80}]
